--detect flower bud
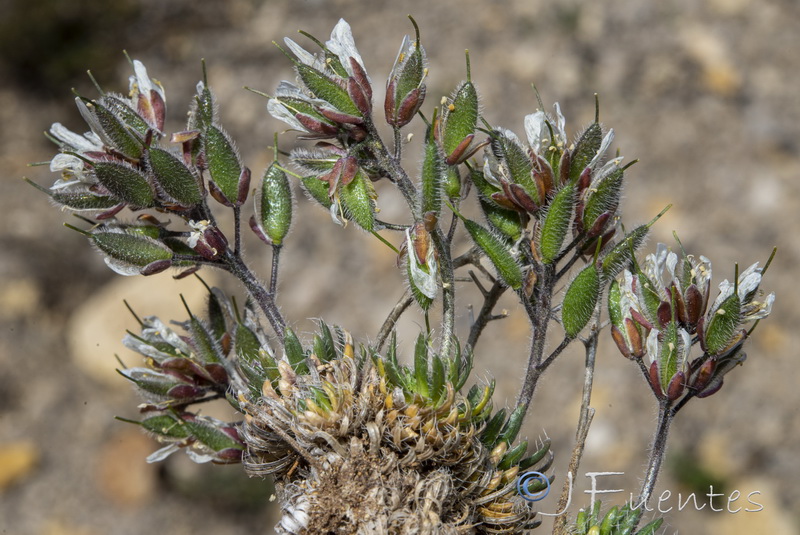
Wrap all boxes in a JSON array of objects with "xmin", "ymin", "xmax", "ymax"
[{"xmin": 385, "ymin": 20, "xmax": 426, "ymax": 127}]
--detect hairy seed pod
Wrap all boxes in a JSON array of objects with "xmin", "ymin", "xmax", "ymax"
[
  {"xmin": 204, "ymin": 125, "xmax": 243, "ymax": 204},
  {"xmin": 296, "ymin": 63, "xmax": 361, "ymax": 116},
  {"xmin": 441, "ymin": 79, "xmax": 478, "ymax": 162},
  {"xmin": 420, "ymin": 133, "xmax": 445, "ymax": 217},
  {"xmin": 92, "ymin": 161, "xmax": 155, "ymax": 208},
  {"xmin": 601, "ymin": 224, "xmax": 649, "ymax": 279},
  {"xmin": 561, "ymin": 264, "xmax": 601, "ymax": 338},
  {"xmin": 490, "ymin": 130, "xmax": 538, "ymax": 204},
  {"xmin": 91, "ymin": 228, "xmax": 172, "ymax": 275},
  {"xmin": 146, "ymin": 147, "xmax": 202, "ymax": 206},
  {"xmin": 339, "ymin": 169, "xmax": 376, "ymax": 231},
  {"xmin": 463, "ymin": 218, "xmax": 522, "ymax": 289},
  {"xmin": 539, "ymin": 183, "xmax": 575, "ymax": 264},
  {"xmin": 570, "ymin": 122, "xmax": 603, "ymax": 182},
  {"xmin": 704, "ymin": 293, "xmax": 742, "ymax": 355},
  {"xmin": 583, "ymin": 168, "xmax": 623, "ymax": 231},
  {"xmin": 77, "ymin": 97, "xmax": 143, "ymax": 159},
  {"xmin": 256, "ymin": 162, "xmax": 293, "ymax": 245}
]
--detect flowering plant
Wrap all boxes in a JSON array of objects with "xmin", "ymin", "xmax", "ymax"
[{"xmin": 28, "ymin": 17, "xmax": 775, "ymax": 534}]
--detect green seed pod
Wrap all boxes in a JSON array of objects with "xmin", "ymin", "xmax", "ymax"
[
  {"xmin": 420, "ymin": 133, "xmax": 445, "ymax": 217},
  {"xmin": 256, "ymin": 162, "xmax": 293, "ymax": 246},
  {"xmin": 570, "ymin": 122, "xmax": 603, "ymax": 183},
  {"xmin": 283, "ymin": 327, "xmax": 308, "ymax": 374},
  {"xmin": 339, "ymin": 169, "xmax": 376, "ymax": 231},
  {"xmin": 601, "ymin": 224, "xmax": 648, "ymax": 279},
  {"xmin": 296, "ymin": 63, "xmax": 361, "ymax": 117},
  {"xmin": 583, "ymin": 168, "xmax": 623, "ymax": 230},
  {"xmin": 102, "ymin": 95, "xmax": 152, "ymax": 137},
  {"xmin": 78, "ymin": 98, "xmax": 143, "ymax": 159},
  {"xmin": 463, "ymin": 218, "xmax": 522, "ymax": 289},
  {"xmin": 491, "ymin": 130, "xmax": 538, "ymax": 204},
  {"xmin": 204, "ymin": 125, "xmax": 242, "ymax": 204},
  {"xmin": 441, "ymin": 64, "xmax": 478, "ymax": 160},
  {"xmin": 657, "ymin": 320, "xmax": 680, "ymax": 390},
  {"xmin": 562, "ymin": 264, "xmax": 601, "ymax": 338},
  {"xmin": 444, "ymin": 166, "xmax": 461, "ymax": 201},
  {"xmin": 480, "ymin": 197, "xmax": 523, "ymax": 241},
  {"xmin": 704, "ymin": 293, "xmax": 742, "ymax": 355},
  {"xmin": 607, "ymin": 278, "xmax": 623, "ymax": 329},
  {"xmin": 91, "ymin": 228, "xmax": 172, "ymax": 275},
  {"xmin": 193, "ymin": 79, "xmax": 216, "ymax": 129},
  {"xmin": 301, "ymin": 175, "xmax": 334, "ymax": 208},
  {"xmin": 117, "ymin": 368, "xmax": 191, "ymax": 398},
  {"xmin": 184, "ymin": 420, "xmax": 243, "ymax": 452},
  {"xmin": 147, "ymin": 147, "xmax": 202, "ymax": 206},
  {"xmin": 187, "ymin": 313, "xmax": 224, "ymax": 364},
  {"xmin": 49, "ymin": 188, "xmax": 120, "ymax": 213},
  {"xmin": 539, "ymin": 183, "xmax": 576, "ymax": 264},
  {"xmin": 139, "ymin": 414, "xmax": 190, "ymax": 439},
  {"xmin": 93, "ymin": 161, "xmax": 154, "ymax": 208}
]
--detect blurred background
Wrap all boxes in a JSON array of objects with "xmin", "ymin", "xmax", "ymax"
[{"xmin": 1, "ymin": 0, "xmax": 799, "ymax": 533}]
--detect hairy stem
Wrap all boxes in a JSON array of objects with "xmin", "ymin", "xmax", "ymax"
[
  {"xmin": 225, "ymin": 251, "xmax": 286, "ymax": 342},
  {"xmin": 552, "ymin": 328, "xmax": 600, "ymax": 535},
  {"xmin": 270, "ymin": 244, "xmax": 282, "ymax": 297},
  {"xmin": 635, "ymin": 400, "xmax": 673, "ymax": 510},
  {"xmin": 376, "ymin": 291, "xmax": 413, "ymax": 352}
]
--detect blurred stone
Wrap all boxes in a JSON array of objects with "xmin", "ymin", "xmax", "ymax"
[
  {"xmin": 0, "ymin": 440, "xmax": 39, "ymax": 491},
  {"xmin": 67, "ymin": 270, "xmax": 220, "ymax": 387},
  {"xmin": 94, "ymin": 428, "xmax": 158, "ymax": 508}
]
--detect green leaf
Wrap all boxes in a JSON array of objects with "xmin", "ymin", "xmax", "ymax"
[
  {"xmin": 283, "ymin": 328, "xmax": 308, "ymax": 374},
  {"xmin": 413, "ymin": 334, "xmax": 429, "ymax": 398}
]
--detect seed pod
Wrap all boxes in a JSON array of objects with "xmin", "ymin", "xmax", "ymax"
[
  {"xmin": 444, "ymin": 166, "xmax": 461, "ymax": 200},
  {"xmin": 562, "ymin": 264, "xmax": 601, "ymax": 338},
  {"xmin": 77, "ymin": 97, "xmax": 143, "ymax": 159},
  {"xmin": 463, "ymin": 218, "xmax": 522, "ymax": 289},
  {"xmin": 601, "ymin": 224, "xmax": 648, "ymax": 279},
  {"xmin": 117, "ymin": 368, "xmax": 196, "ymax": 399},
  {"xmin": 420, "ymin": 132, "xmax": 445, "ymax": 217},
  {"xmin": 102, "ymin": 95, "xmax": 152, "ymax": 138},
  {"xmin": 146, "ymin": 147, "xmax": 202, "ymax": 206},
  {"xmin": 582, "ymin": 168, "xmax": 623, "ymax": 231},
  {"xmin": 296, "ymin": 63, "xmax": 361, "ymax": 117},
  {"xmin": 704, "ymin": 293, "xmax": 742, "ymax": 355},
  {"xmin": 490, "ymin": 130, "xmax": 538, "ymax": 204},
  {"xmin": 441, "ymin": 58, "xmax": 479, "ymax": 163},
  {"xmin": 339, "ymin": 169, "xmax": 376, "ymax": 231},
  {"xmin": 48, "ymin": 188, "xmax": 120, "ymax": 213},
  {"xmin": 479, "ymin": 197, "xmax": 523, "ymax": 241},
  {"xmin": 301, "ymin": 175, "xmax": 334, "ymax": 208},
  {"xmin": 93, "ymin": 161, "xmax": 155, "ymax": 208},
  {"xmin": 91, "ymin": 227, "xmax": 172, "ymax": 276},
  {"xmin": 255, "ymin": 162, "xmax": 293, "ymax": 246},
  {"xmin": 184, "ymin": 420, "xmax": 243, "ymax": 454},
  {"xmin": 139, "ymin": 414, "xmax": 190, "ymax": 439},
  {"xmin": 569, "ymin": 122, "xmax": 603, "ymax": 183},
  {"xmin": 203, "ymin": 125, "xmax": 244, "ymax": 205},
  {"xmin": 607, "ymin": 278, "xmax": 623, "ymax": 328},
  {"xmin": 538, "ymin": 183, "xmax": 575, "ymax": 264}
]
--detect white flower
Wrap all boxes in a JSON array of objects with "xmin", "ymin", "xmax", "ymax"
[
  {"xmin": 524, "ymin": 103, "xmax": 567, "ymax": 156},
  {"xmin": 709, "ymin": 262, "xmax": 775, "ymax": 322}
]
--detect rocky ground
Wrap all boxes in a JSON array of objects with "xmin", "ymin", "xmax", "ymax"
[{"xmin": 1, "ymin": 0, "xmax": 799, "ymax": 533}]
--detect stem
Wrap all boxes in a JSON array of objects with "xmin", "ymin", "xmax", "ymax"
[
  {"xmin": 376, "ymin": 291, "xmax": 413, "ymax": 352},
  {"xmin": 270, "ymin": 244, "xmax": 282, "ymax": 297},
  {"xmin": 431, "ymin": 227, "xmax": 455, "ymax": 356},
  {"xmin": 225, "ymin": 251, "xmax": 286, "ymax": 342},
  {"xmin": 552, "ymin": 329, "xmax": 599, "ymax": 535},
  {"xmin": 233, "ymin": 205, "xmax": 242, "ymax": 254},
  {"xmin": 515, "ymin": 263, "xmax": 555, "ymax": 415},
  {"xmin": 635, "ymin": 400, "xmax": 673, "ymax": 509},
  {"xmin": 465, "ymin": 279, "xmax": 507, "ymax": 351}
]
